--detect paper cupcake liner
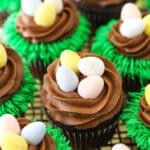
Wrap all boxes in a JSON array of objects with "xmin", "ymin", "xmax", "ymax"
[
  {"xmin": 44, "ymin": 108, "xmax": 121, "ymax": 150},
  {"xmin": 29, "ymin": 60, "xmax": 48, "ymax": 82},
  {"xmin": 71, "ymin": 0, "xmax": 136, "ymax": 27}
]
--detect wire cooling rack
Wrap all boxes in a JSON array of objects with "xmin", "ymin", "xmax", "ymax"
[{"xmin": 25, "ymin": 81, "xmax": 138, "ymax": 150}]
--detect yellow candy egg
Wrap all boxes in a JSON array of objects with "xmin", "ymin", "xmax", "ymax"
[
  {"xmin": 34, "ymin": 2, "xmax": 56, "ymax": 27},
  {"xmin": 143, "ymin": 14, "xmax": 150, "ymax": 36},
  {"xmin": 0, "ymin": 44, "xmax": 7, "ymax": 69},
  {"xmin": 60, "ymin": 50, "xmax": 80, "ymax": 73},
  {"xmin": 0, "ymin": 133, "xmax": 28, "ymax": 150},
  {"xmin": 145, "ymin": 84, "xmax": 150, "ymax": 106}
]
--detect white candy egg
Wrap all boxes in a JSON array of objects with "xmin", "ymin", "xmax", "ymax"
[
  {"xmin": 112, "ymin": 143, "xmax": 130, "ymax": 150},
  {"xmin": 119, "ymin": 18, "xmax": 145, "ymax": 38}
]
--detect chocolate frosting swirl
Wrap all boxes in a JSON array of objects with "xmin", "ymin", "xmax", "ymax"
[
  {"xmin": 16, "ymin": 0, "xmax": 79, "ymax": 43},
  {"xmin": 0, "ymin": 45, "xmax": 24, "ymax": 103},
  {"xmin": 74, "ymin": 0, "xmax": 122, "ymax": 6},
  {"xmin": 109, "ymin": 21, "xmax": 150, "ymax": 59},
  {"xmin": 41, "ymin": 53, "xmax": 123, "ymax": 129},
  {"xmin": 139, "ymin": 97, "xmax": 150, "ymax": 127},
  {"xmin": 18, "ymin": 118, "xmax": 56, "ymax": 150}
]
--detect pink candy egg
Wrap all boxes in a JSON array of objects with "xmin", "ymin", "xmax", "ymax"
[{"xmin": 121, "ymin": 3, "xmax": 141, "ymax": 21}]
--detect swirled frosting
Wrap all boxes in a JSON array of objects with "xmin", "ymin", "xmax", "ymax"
[
  {"xmin": 109, "ymin": 21, "xmax": 150, "ymax": 59},
  {"xmin": 74, "ymin": 0, "xmax": 122, "ymax": 6},
  {"xmin": 139, "ymin": 96, "xmax": 150, "ymax": 127},
  {"xmin": 18, "ymin": 118, "xmax": 56, "ymax": 150},
  {"xmin": 41, "ymin": 53, "xmax": 123, "ymax": 129},
  {"xmin": 16, "ymin": 0, "xmax": 79, "ymax": 43},
  {"xmin": 0, "ymin": 46, "xmax": 24, "ymax": 103}
]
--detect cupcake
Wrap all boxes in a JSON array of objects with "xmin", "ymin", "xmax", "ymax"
[
  {"xmin": 3, "ymin": 0, "xmax": 90, "ymax": 81},
  {"xmin": 41, "ymin": 50, "xmax": 123, "ymax": 150},
  {"xmin": 92, "ymin": 3, "xmax": 150, "ymax": 92},
  {"xmin": 70, "ymin": 0, "xmax": 136, "ymax": 27},
  {"xmin": 0, "ymin": 114, "xmax": 72, "ymax": 150},
  {"xmin": 121, "ymin": 84, "xmax": 150, "ymax": 150},
  {"xmin": 0, "ymin": 43, "xmax": 36, "ymax": 117}
]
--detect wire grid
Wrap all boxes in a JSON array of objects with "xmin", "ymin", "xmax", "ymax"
[{"xmin": 25, "ymin": 82, "xmax": 138, "ymax": 150}]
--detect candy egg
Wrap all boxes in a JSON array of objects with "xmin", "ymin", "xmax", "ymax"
[
  {"xmin": 0, "ymin": 114, "xmax": 20, "ymax": 140},
  {"xmin": 44, "ymin": 0, "xmax": 63, "ymax": 14},
  {"xmin": 78, "ymin": 57, "xmax": 105, "ymax": 76},
  {"xmin": 78, "ymin": 75, "xmax": 104, "ymax": 99},
  {"xmin": 119, "ymin": 18, "xmax": 145, "ymax": 38},
  {"xmin": 0, "ymin": 133, "xmax": 28, "ymax": 150},
  {"xmin": 121, "ymin": 3, "xmax": 141, "ymax": 21},
  {"xmin": 56, "ymin": 66, "xmax": 79, "ymax": 92},
  {"xmin": 21, "ymin": 121, "xmax": 46, "ymax": 146},
  {"xmin": 21, "ymin": 0, "xmax": 41, "ymax": 16},
  {"xmin": 34, "ymin": 2, "xmax": 56, "ymax": 27},
  {"xmin": 60, "ymin": 50, "xmax": 80, "ymax": 73},
  {"xmin": 143, "ymin": 14, "xmax": 150, "ymax": 36},
  {"xmin": 112, "ymin": 143, "xmax": 130, "ymax": 150},
  {"xmin": 145, "ymin": 84, "xmax": 150, "ymax": 106},
  {"xmin": 0, "ymin": 44, "xmax": 7, "ymax": 69}
]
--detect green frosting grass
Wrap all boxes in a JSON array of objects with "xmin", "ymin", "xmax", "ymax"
[
  {"xmin": 0, "ymin": 62, "xmax": 37, "ymax": 117},
  {"xmin": 92, "ymin": 19, "xmax": 150, "ymax": 86},
  {"xmin": 47, "ymin": 126, "xmax": 72, "ymax": 150},
  {"xmin": 0, "ymin": 0, "xmax": 21, "ymax": 12},
  {"xmin": 121, "ymin": 88, "xmax": 150, "ymax": 150},
  {"xmin": 3, "ymin": 13, "xmax": 90, "ymax": 66}
]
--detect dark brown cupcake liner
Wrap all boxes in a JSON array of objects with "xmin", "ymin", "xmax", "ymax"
[
  {"xmin": 71, "ymin": 0, "xmax": 136, "ymax": 27},
  {"xmin": 123, "ymin": 75, "xmax": 150, "ymax": 93},
  {"xmin": 44, "ymin": 108, "xmax": 121, "ymax": 150},
  {"xmin": 29, "ymin": 60, "xmax": 48, "ymax": 82}
]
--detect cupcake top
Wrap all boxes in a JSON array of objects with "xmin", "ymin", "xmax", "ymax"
[
  {"xmin": 108, "ymin": 3, "xmax": 150, "ymax": 59},
  {"xmin": 121, "ymin": 85, "xmax": 150, "ymax": 150},
  {"xmin": 74, "ymin": 0, "xmax": 122, "ymax": 6},
  {"xmin": 0, "ymin": 43, "xmax": 36, "ymax": 116},
  {"xmin": 16, "ymin": 0, "xmax": 79, "ymax": 43},
  {"xmin": 41, "ymin": 50, "xmax": 123, "ymax": 129},
  {"xmin": 139, "ymin": 84, "xmax": 150, "ymax": 127},
  {"xmin": 0, "ymin": 44, "xmax": 23, "ymax": 103},
  {"xmin": 0, "ymin": 114, "xmax": 72, "ymax": 150}
]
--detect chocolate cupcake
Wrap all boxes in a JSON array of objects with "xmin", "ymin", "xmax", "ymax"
[
  {"xmin": 0, "ymin": 114, "xmax": 72, "ymax": 150},
  {"xmin": 3, "ymin": 0, "xmax": 90, "ymax": 81},
  {"xmin": 0, "ymin": 43, "xmax": 36, "ymax": 117},
  {"xmin": 70, "ymin": 0, "xmax": 136, "ymax": 27},
  {"xmin": 92, "ymin": 3, "xmax": 150, "ymax": 92},
  {"xmin": 41, "ymin": 50, "xmax": 123, "ymax": 150},
  {"xmin": 121, "ymin": 84, "xmax": 150, "ymax": 150}
]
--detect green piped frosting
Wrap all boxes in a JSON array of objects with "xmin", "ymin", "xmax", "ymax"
[
  {"xmin": 0, "ymin": 0, "xmax": 21, "ymax": 12},
  {"xmin": 121, "ymin": 88, "xmax": 150, "ymax": 150},
  {"xmin": 92, "ymin": 19, "xmax": 150, "ymax": 86},
  {"xmin": 0, "ymin": 62, "xmax": 37, "ymax": 117},
  {"xmin": 47, "ymin": 125, "xmax": 72, "ymax": 150},
  {"xmin": 3, "ymin": 13, "xmax": 90, "ymax": 65}
]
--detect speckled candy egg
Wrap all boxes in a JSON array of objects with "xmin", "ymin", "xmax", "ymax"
[
  {"xmin": 120, "ymin": 18, "xmax": 145, "ymax": 38},
  {"xmin": 22, "ymin": 0, "xmax": 41, "ymax": 16},
  {"xmin": 56, "ymin": 66, "xmax": 79, "ymax": 92},
  {"xmin": 78, "ymin": 56, "xmax": 105, "ymax": 76},
  {"xmin": 121, "ymin": 3, "xmax": 141, "ymax": 21},
  {"xmin": 21, "ymin": 122, "xmax": 46, "ymax": 145},
  {"xmin": 0, "ymin": 114, "xmax": 20, "ymax": 140},
  {"xmin": 60, "ymin": 50, "xmax": 80, "ymax": 73},
  {"xmin": 112, "ymin": 143, "xmax": 130, "ymax": 150},
  {"xmin": 0, "ymin": 133, "xmax": 28, "ymax": 150},
  {"xmin": 44, "ymin": 0, "xmax": 63, "ymax": 14},
  {"xmin": 34, "ymin": 2, "xmax": 56, "ymax": 27},
  {"xmin": 78, "ymin": 75, "xmax": 104, "ymax": 99}
]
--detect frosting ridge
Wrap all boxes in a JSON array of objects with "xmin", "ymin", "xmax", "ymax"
[
  {"xmin": 109, "ymin": 21, "xmax": 150, "ymax": 59},
  {"xmin": 16, "ymin": 0, "xmax": 79, "ymax": 43},
  {"xmin": 0, "ymin": 46, "xmax": 24, "ymax": 103},
  {"xmin": 41, "ymin": 53, "xmax": 123, "ymax": 129}
]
